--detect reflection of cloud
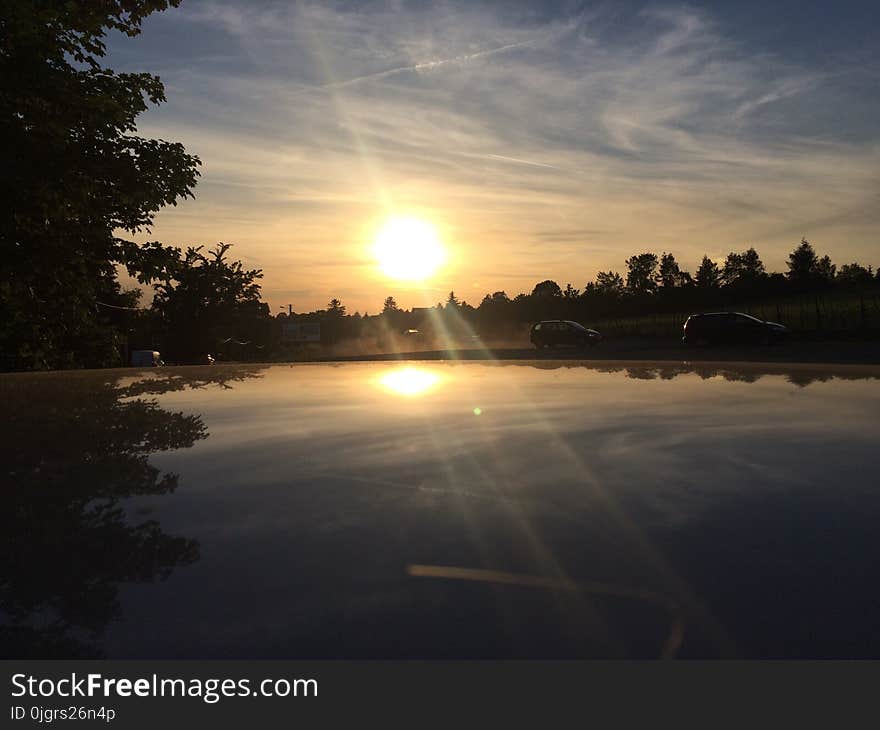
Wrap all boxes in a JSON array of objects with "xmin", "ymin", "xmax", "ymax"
[{"xmin": 100, "ymin": 362, "xmax": 880, "ymax": 657}]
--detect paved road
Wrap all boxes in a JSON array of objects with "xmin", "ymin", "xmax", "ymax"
[{"xmin": 321, "ymin": 338, "xmax": 880, "ymax": 365}]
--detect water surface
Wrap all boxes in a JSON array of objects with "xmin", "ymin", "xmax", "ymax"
[{"xmin": 3, "ymin": 361, "xmax": 879, "ymax": 658}]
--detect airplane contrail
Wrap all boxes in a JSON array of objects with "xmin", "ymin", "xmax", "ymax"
[
  {"xmin": 323, "ymin": 39, "xmax": 535, "ymax": 89},
  {"xmin": 486, "ymin": 153, "xmax": 560, "ymax": 169}
]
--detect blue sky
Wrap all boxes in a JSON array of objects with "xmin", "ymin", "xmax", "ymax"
[{"xmin": 107, "ymin": 1, "xmax": 879, "ymax": 312}]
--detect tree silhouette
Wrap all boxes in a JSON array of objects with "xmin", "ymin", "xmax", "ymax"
[
  {"xmin": 625, "ymin": 254, "xmax": 659, "ymax": 295},
  {"xmin": 721, "ymin": 247, "xmax": 765, "ymax": 287},
  {"xmin": 593, "ymin": 271, "xmax": 626, "ymax": 297},
  {"xmin": 383, "ymin": 296, "xmax": 398, "ymax": 313},
  {"xmin": 658, "ymin": 252, "xmax": 691, "ymax": 288},
  {"xmin": 327, "ymin": 298, "xmax": 346, "ymax": 317},
  {"xmin": 837, "ymin": 263, "xmax": 873, "ymax": 286},
  {"xmin": 484, "ymin": 291, "xmax": 510, "ymax": 305},
  {"xmin": 816, "ymin": 255, "xmax": 836, "ymax": 282},
  {"xmin": 151, "ymin": 243, "xmax": 269, "ymax": 362},
  {"xmin": 694, "ymin": 256, "xmax": 721, "ymax": 289},
  {"xmin": 531, "ymin": 280, "xmax": 562, "ymax": 299},
  {"xmin": 782, "ymin": 239, "xmax": 835, "ymax": 290},
  {"xmin": 1, "ymin": 1, "xmax": 200, "ymax": 370},
  {"xmin": 787, "ymin": 238, "xmax": 819, "ymax": 283}
]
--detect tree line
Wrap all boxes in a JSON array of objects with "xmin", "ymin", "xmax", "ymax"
[{"xmin": 292, "ymin": 239, "xmax": 879, "ymax": 349}]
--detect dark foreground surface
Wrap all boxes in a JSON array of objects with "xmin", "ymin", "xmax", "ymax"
[{"xmin": 3, "ymin": 360, "xmax": 880, "ymax": 658}]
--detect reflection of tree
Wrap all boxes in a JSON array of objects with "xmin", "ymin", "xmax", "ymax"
[
  {"xmin": 786, "ymin": 372, "xmax": 832, "ymax": 388},
  {"xmin": 0, "ymin": 367, "xmax": 263, "ymax": 657},
  {"xmin": 624, "ymin": 366, "xmax": 659, "ymax": 380},
  {"xmin": 519, "ymin": 361, "xmax": 876, "ymax": 388}
]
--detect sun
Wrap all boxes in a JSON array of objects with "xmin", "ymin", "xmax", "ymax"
[{"xmin": 372, "ymin": 216, "xmax": 445, "ymax": 281}]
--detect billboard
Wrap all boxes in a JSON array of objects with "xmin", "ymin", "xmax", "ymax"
[{"xmin": 281, "ymin": 322, "xmax": 321, "ymax": 343}]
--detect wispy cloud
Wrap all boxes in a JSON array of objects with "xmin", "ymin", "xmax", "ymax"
[
  {"xmin": 109, "ymin": 1, "xmax": 880, "ymax": 311},
  {"xmin": 323, "ymin": 39, "xmax": 538, "ymax": 88},
  {"xmin": 485, "ymin": 154, "xmax": 560, "ymax": 170}
]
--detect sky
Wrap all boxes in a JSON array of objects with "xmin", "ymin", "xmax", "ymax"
[{"xmin": 106, "ymin": 0, "xmax": 880, "ymax": 314}]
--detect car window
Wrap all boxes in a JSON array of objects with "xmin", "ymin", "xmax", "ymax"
[{"xmin": 533, "ymin": 323, "xmax": 542, "ymax": 331}]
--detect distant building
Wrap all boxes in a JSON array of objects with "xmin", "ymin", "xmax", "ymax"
[
  {"xmin": 410, "ymin": 307, "xmax": 435, "ymax": 325},
  {"xmin": 281, "ymin": 321, "xmax": 321, "ymax": 343}
]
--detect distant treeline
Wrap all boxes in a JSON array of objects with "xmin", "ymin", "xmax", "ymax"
[
  {"xmin": 12, "ymin": 237, "xmax": 880, "ymax": 369},
  {"xmin": 281, "ymin": 238, "xmax": 880, "ymax": 352}
]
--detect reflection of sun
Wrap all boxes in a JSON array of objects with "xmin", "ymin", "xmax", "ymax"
[
  {"xmin": 377, "ymin": 366, "xmax": 441, "ymax": 397},
  {"xmin": 372, "ymin": 217, "xmax": 445, "ymax": 281}
]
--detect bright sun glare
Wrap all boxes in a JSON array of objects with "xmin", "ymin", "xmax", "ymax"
[
  {"xmin": 373, "ymin": 217, "xmax": 445, "ymax": 281},
  {"xmin": 378, "ymin": 366, "xmax": 441, "ymax": 397}
]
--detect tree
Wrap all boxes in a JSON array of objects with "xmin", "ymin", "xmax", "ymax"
[
  {"xmin": 151, "ymin": 243, "xmax": 269, "ymax": 363},
  {"xmin": 657, "ymin": 252, "xmax": 690, "ymax": 288},
  {"xmin": 837, "ymin": 263, "xmax": 874, "ymax": 286},
  {"xmin": 486, "ymin": 291, "xmax": 510, "ymax": 305},
  {"xmin": 694, "ymin": 256, "xmax": 721, "ymax": 289},
  {"xmin": 382, "ymin": 296, "xmax": 398, "ymax": 313},
  {"xmin": 563, "ymin": 283, "xmax": 580, "ymax": 299},
  {"xmin": 721, "ymin": 247, "xmax": 765, "ymax": 287},
  {"xmin": 327, "ymin": 298, "xmax": 346, "ymax": 317},
  {"xmin": 816, "ymin": 255, "xmax": 836, "ymax": 282},
  {"xmin": 531, "ymin": 280, "xmax": 562, "ymax": 299},
  {"xmin": 625, "ymin": 253, "xmax": 659, "ymax": 295},
  {"xmin": 658, "ymin": 253, "xmax": 679, "ymax": 288},
  {"xmin": 593, "ymin": 271, "xmax": 626, "ymax": 297},
  {"xmin": 786, "ymin": 239, "xmax": 819, "ymax": 283},
  {"xmin": 446, "ymin": 291, "xmax": 461, "ymax": 308},
  {"xmin": 1, "ymin": 1, "xmax": 200, "ymax": 370}
]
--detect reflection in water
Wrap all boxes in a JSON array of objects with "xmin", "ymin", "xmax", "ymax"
[
  {"xmin": 377, "ymin": 365, "xmax": 443, "ymax": 397},
  {"xmin": 4, "ymin": 361, "xmax": 880, "ymax": 659},
  {"xmin": 536, "ymin": 360, "xmax": 880, "ymax": 387},
  {"xmin": 0, "ymin": 366, "xmax": 264, "ymax": 657}
]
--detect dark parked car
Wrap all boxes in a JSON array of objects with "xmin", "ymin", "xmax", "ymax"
[
  {"xmin": 682, "ymin": 312, "xmax": 787, "ymax": 345},
  {"xmin": 530, "ymin": 320, "xmax": 602, "ymax": 349}
]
